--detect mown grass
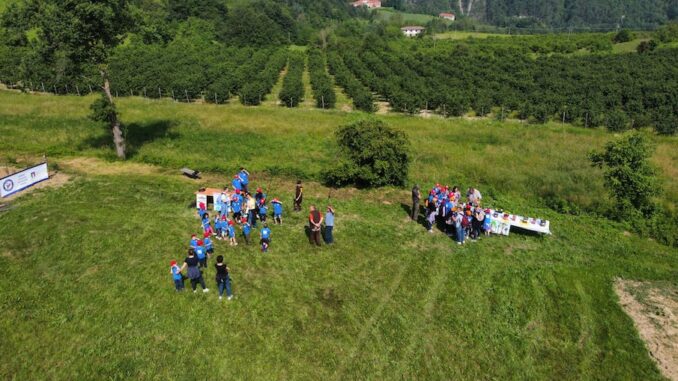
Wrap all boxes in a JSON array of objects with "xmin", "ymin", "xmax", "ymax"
[
  {"xmin": 374, "ymin": 7, "xmax": 439, "ymax": 25},
  {"xmin": 0, "ymin": 90, "xmax": 677, "ymax": 379}
]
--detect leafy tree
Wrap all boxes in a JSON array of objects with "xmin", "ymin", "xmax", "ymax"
[
  {"xmin": 636, "ymin": 39, "xmax": 658, "ymax": 53},
  {"xmin": 589, "ymin": 132, "xmax": 660, "ymax": 218},
  {"xmin": 606, "ymin": 109, "xmax": 630, "ymax": 132},
  {"xmin": 613, "ymin": 29, "xmax": 633, "ymax": 43},
  {"xmin": 15, "ymin": 0, "xmax": 135, "ymax": 159},
  {"xmin": 323, "ymin": 119, "xmax": 410, "ymax": 187}
]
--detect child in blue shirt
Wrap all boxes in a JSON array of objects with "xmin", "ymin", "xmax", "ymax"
[
  {"xmin": 483, "ymin": 208, "xmax": 492, "ymax": 236},
  {"xmin": 232, "ymin": 175, "xmax": 242, "ymax": 192},
  {"xmin": 170, "ymin": 260, "xmax": 184, "ymax": 291},
  {"xmin": 195, "ymin": 240, "xmax": 207, "ymax": 268},
  {"xmin": 258, "ymin": 202, "xmax": 268, "ymax": 223},
  {"xmin": 241, "ymin": 218, "xmax": 251, "ymax": 245},
  {"xmin": 260, "ymin": 223, "xmax": 271, "ymax": 252},
  {"xmin": 202, "ymin": 214, "xmax": 213, "ymax": 236},
  {"xmin": 239, "ymin": 167, "xmax": 250, "ymax": 194},
  {"xmin": 189, "ymin": 234, "xmax": 198, "ymax": 250},
  {"xmin": 231, "ymin": 191, "xmax": 243, "ymax": 220},
  {"xmin": 203, "ymin": 233, "xmax": 214, "ymax": 255},
  {"xmin": 227, "ymin": 220, "xmax": 237, "ymax": 246},
  {"xmin": 272, "ymin": 198, "xmax": 283, "ymax": 224}
]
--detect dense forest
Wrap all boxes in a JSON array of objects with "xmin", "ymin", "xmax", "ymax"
[{"xmin": 385, "ymin": 0, "xmax": 678, "ymax": 29}]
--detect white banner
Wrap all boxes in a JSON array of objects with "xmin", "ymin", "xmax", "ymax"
[{"xmin": 1, "ymin": 162, "xmax": 49, "ymax": 198}]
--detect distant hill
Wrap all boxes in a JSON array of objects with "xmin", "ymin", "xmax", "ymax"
[{"xmin": 385, "ymin": 0, "xmax": 678, "ymax": 28}]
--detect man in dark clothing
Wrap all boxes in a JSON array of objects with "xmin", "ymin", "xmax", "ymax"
[
  {"xmin": 308, "ymin": 205, "xmax": 323, "ymax": 246},
  {"xmin": 411, "ymin": 184, "xmax": 420, "ymax": 221},
  {"xmin": 294, "ymin": 180, "xmax": 303, "ymax": 212}
]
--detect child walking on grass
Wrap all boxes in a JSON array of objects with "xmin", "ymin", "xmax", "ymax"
[
  {"xmin": 260, "ymin": 223, "xmax": 271, "ymax": 252},
  {"xmin": 195, "ymin": 240, "xmax": 207, "ymax": 268},
  {"xmin": 227, "ymin": 220, "xmax": 238, "ymax": 246},
  {"xmin": 170, "ymin": 260, "xmax": 184, "ymax": 291},
  {"xmin": 272, "ymin": 198, "xmax": 283, "ymax": 224},
  {"xmin": 214, "ymin": 255, "xmax": 233, "ymax": 301},
  {"xmin": 241, "ymin": 218, "xmax": 251, "ymax": 245}
]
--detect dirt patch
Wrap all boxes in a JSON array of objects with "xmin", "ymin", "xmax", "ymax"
[
  {"xmin": 0, "ymin": 165, "xmax": 71, "ymax": 201},
  {"xmin": 61, "ymin": 157, "xmax": 162, "ymax": 176},
  {"xmin": 615, "ymin": 279, "xmax": 678, "ymax": 381}
]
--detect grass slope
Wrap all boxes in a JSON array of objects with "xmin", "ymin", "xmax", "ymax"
[{"xmin": 0, "ymin": 91, "xmax": 677, "ymax": 379}]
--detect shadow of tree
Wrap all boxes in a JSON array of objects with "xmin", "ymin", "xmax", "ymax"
[{"xmin": 81, "ymin": 120, "xmax": 178, "ymax": 158}]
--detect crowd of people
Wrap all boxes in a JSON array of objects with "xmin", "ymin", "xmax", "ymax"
[
  {"xmin": 411, "ymin": 184, "xmax": 493, "ymax": 245},
  {"xmin": 169, "ymin": 170, "xmax": 338, "ymax": 298}
]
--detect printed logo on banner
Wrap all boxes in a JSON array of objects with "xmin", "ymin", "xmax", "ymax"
[{"xmin": 3, "ymin": 179, "xmax": 13, "ymax": 192}]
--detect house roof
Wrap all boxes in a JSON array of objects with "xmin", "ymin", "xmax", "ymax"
[{"xmin": 439, "ymin": 12, "xmax": 455, "ymax": 17}]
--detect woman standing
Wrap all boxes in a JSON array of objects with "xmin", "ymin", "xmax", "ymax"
[
  {"xmin": 214, "ymin": 255, "xmax": 233, "ymax": 301},
  {"xmin": 178, "ymin": 249, "xmax": 209, "ymax": 293},
  {"xmin": 324, "ymin": 205, "xmax": 335, "ymax": 244}
]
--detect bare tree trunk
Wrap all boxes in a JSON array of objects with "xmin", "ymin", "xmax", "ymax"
[
  {"xmin": 458, "ymin": 0, "xmax": 464, "ymax": 15},
  {"xmin": 467, "ymin": 0, "xmax": 475, "ymax": 16},
  {"xmin": 100, "ymin": 71, "xmax": 126, "ymax": 159}
]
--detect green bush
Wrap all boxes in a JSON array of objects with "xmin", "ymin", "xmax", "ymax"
[
  {"xmin": 605, "ymin": 109, "xmax": 630, "ymax": 132},
  {"xmin": 613, "ymin": 29, "xmax": 633, "ymax": 43},
  {"xmin": 323, "ymin": 119, "xmax": 409, "ymax": 187}
]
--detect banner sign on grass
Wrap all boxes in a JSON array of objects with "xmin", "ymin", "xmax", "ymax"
[{"xmin": 1, "ymin": 162, "xmax": 49, "ymax": 198}]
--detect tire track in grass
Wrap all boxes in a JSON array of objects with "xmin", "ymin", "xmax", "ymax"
[
  {"xmin": 332, "ymin": 251, "xmax": 416, "ymax": 380},
  {"xmin": 393, "ymin": 254, "xmax": 449, "ymax": 379}
]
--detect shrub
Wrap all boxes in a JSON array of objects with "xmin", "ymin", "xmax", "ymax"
[
  {"xmin": 613, "ymin": 29, "xmax": 633, "ymax": 43},
  {"xmin": 323, "ymin": 119, "xmax": 409, "ymax": 187},
  {"xmin": 589, "ymin": 131, "xmax": 659, "ymax": 219},
  {"xmin": 605, "ymin": 109, "xmax": 630, "ymax": 132}
]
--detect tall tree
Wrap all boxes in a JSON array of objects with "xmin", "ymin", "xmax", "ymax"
[{"xmin": 27, "ymin": 0, "xmax": 134, "ymax": 158}]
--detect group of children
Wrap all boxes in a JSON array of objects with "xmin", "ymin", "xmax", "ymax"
[
  {"xmin": 424, "ymin": 184, "xmax": 493, "ymax": 245},
  {"xmin": 170, "ymin": 168, "xmax": 285, "ymax": 299}
]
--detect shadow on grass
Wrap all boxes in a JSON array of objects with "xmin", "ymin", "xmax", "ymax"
[
  {"xmin": 81, "ymin": 120, "xmax": 178, "ymax": 158},
  {"xmin": 400, "ymin": 202, "xmax": 428, "ymax": 229}
]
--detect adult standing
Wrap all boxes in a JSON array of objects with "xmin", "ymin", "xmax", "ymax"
[
  {"xmin": 178, "ymin": 249, "xmax": 209, "ymax": 293},
  {"xmin": 467, "ymin": 187, "xmax": 482, "ymax": 206},
  {"xmin": 294, "ymin": 180, "xmax": 303, "ymax": 212},
  {"xmin": 214, "ymin": 255, "xmax": 233, "ymax": 301},
  {"xmin": 411, "ymin": 184, "xmax": 421, "ymax": 221},
  {"xmin": 309, "ymin": 205, "xmax": 323, "ymax": 246},
  {"xmin": 324, "ymin": 205, "xmax": 335, "ymax": 244}
]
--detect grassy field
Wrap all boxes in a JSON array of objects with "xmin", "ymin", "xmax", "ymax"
[
  {"xmin": 374, "ymin": 7, "xmax": 439, "ymax": 25},
  {"xmin": 433, "ymin": 31, "xmax": 510, "ymax": 40},
  {"xmin": 0, "ymin": 90, "xmax": 677, "ymax": 379}
]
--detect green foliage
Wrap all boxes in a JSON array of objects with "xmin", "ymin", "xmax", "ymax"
[
  {"xmin": 239, "ymin": 49, "xmax": 287, "ymax": 105},
  {"xmin": 590, "ymin": 132, "xmax": 660, "ymax": 218},
  {"xmin": 89, "ymin": 93, "xmax": 117, "ymax": 126},
  {"xmin": 307, "ymin": 48, "xmax": 336, "ymax": 109},
  {"xmin": 655, "ymin": 22, "xmax": 678, "ymax": 42},
  {"xmin": 605, "ymin": 109, "xmax": 630, "ymax": 132},
  {"xmin": 323, "ymin": 119, "xmax": 409, "ymax": 187},
  {"xmin": 278, "ymin": 52, "xmax": 305, "ymax": 107},
  {"xmin": 614, "ymin": 29, "xmax": 634, "ymax": 43},
  {"xmin": 636, "ymin": 39, "xmax": 658, "ymax": 53},
  {"xmin": 327, "ymin": 51, "xmax": 375, "ymax": 112}
]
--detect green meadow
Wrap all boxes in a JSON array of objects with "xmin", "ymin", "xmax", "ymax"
[{"xmin": 0, "ymin": 90, "xmax": 677, "ymax": 379}]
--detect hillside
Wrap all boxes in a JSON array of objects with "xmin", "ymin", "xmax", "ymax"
[
  {"xmin": 0, "ymin": 90, "xmax": 677, "ymax": 379},
  {"xmin": 389, "ymin": 0, "xmax": 678, "ymax": 28}
]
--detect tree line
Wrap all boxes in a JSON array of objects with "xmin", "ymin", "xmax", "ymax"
[{"xmin": 279, "ymin": 52, "xmax": 305, "ymax": 108}]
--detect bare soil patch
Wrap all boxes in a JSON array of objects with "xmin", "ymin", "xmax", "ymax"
[{"xmin": 615, "ymin": 279, "xmax": 678, "ymax": 381}]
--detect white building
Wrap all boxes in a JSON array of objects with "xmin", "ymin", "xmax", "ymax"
[
  {"xmin": 401, "ymin": 26, "xmax": 425, "ymax": 37},
  {"xmin": 439, "ymin": 12, "xmax": 456, "ymax": 21},
  {"xmin": 351, "ymin": 0, "xmax": 381, "ymax": 8}
]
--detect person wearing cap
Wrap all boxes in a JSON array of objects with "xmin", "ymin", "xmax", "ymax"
[
  {"xmin": 195, "ymin": 240, "xmax": 208, "ymax": 268},
  {"xmin": 272, "ymin": 198, "xmax": 283, "ymax": 224},
  {"xmin": 308, "ymin": 205, "xmax": 323, "ymax": 246},
  {"xmin": 241, "ymin": 218, "xmax": 252, "ymax": 244},
  {"xmin": 231, "ymin": 191, "xmax": 243, "ymax": 221},
  {"xmin": 189, "ymin": 234, "xmax": 198, "ymax": 250},
  {"xmin": 294, "ymin": 180, "xmax": 303, "ymax": 211},
  {"xmin": 324, "ymin": 205, "xmax": 335, "ymax": 244},
  {"xmin": 239, "ymin": 167, "xmax": 250, "ymax": 194},
  {"xmin": 231, "ymin": 175, "xmax": 242, "ymax": 192},
  {"xmin": 258, "ymin": 202, "xmax": 268, "ymax": 223},
  {"xmin": 227, "ymin": 220, "xmax": 237, "ymax": 246},
  {"xmin": 462, "ymin": 210, "xmax": 472, "ymax": 239},
  {"xmin": 214, "ymin": 255, "xmax": 233, "ymax": 301},
  {"xmin": 255, "ymin": 187, "xmax": 266, "ymax": 206},
  {"xmin": 411, "ymin": 184, "xmax": 421, "ymax": 221},
  {"xmin": 177, "ymin": 249, "xmax": 208, "ymax": 293},
  {"xmin": 260, "ymin": 223, "xmax": 271, "ymax": 252},
  {"xmin": 169, "ymin": 260, "xmax": 185, "ymax": 292},
  {"xmin": 203, "ymin": 232, "xmax": 214, "ymax": 256}
]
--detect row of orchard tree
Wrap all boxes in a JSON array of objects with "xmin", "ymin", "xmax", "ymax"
[{"xmin": 328, "ymin": 37, "xmax": 677, "ymax": 134}]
